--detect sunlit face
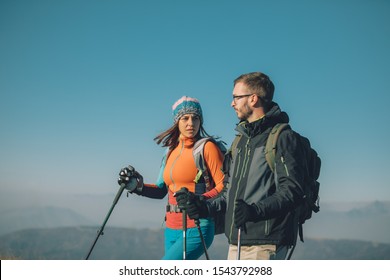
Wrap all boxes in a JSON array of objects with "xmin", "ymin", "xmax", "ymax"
[
  {"xmin": 178, "ymin": 114, "xmax": 201, "ymax": 138},
  {"xmin": 231, "ymin": 82, "xmax": 254, "ymax": 121}
]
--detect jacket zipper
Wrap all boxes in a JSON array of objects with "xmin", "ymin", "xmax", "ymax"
[
  {"xmin": 265, "ymin": 220, "xmax": 269, "ymax": 235},
  {"xmin": 170, "ymin": 141, "xmax": 184, "ymax": 193},
  {"xmin": 229, "ymin": 138, "xmax": 251, "ymax": 241},
  {"xmin": 234, "ymin": 148, "xmax": 242, "ymax": 178},
  {"xmin": 263, "ymin": 156, "xmax": 289, "ymax": 235},
  {"xmin": 281, "ymin": 155, "xmax": 290, "ymax": 176}
]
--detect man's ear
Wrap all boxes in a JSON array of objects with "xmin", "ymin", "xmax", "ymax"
[{"xmin": 250, "ymin": 94, "xmax": 261, "ymax": 106}]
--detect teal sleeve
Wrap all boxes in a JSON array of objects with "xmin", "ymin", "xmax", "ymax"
[{"xmin": 156, "ymin": 150, "xmax": 168, "ymax": 188}]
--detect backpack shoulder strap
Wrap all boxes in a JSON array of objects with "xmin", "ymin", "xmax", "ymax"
[
  {"xmin": 193, "ymin": 137, "xmax": 210, "ymax": 171},
  {"xmin": 193, "ymin": 137, "xmax": 211, "ymax": 184},
  {"xmin": 265, "ymin": 123, "xmax": 291, "ymax": 172}
]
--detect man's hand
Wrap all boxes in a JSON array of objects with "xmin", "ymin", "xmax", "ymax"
[{"xmin": 234, "ymin": 199, "xmax": 257, "ymax": 228}]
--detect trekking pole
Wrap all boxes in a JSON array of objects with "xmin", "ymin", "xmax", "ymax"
[
  {"xmin": 182, "ymin": 209, "xmax": 187, "ymax": 260},
  {"xmin": 194, "ymin": 219, "xmax": 210, "ymax": 260},
  {"xmin": 85, "ymin": 183, "xmax": 126, "ymax": 260},
  {"xmin": 286, "ymin": 244, "xmax": 296, "ymax": 260},
  {"xmin": 236, "ymin": 227, "xmax": 242, "ymax": 260}
]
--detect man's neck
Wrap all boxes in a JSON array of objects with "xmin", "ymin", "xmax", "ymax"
[{"xmin": 247, "ymin": 112, "xmax": 265, "ymax": 123}]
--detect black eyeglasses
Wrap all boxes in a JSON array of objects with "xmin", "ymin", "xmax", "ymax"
[{"xmin": 232, "ymin": 94, "xmax": 253, "ymax": 101}]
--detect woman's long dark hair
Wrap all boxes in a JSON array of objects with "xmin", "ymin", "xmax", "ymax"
[{"xmin": 154, "ymin": 122, "xmax": 210, "ymax": 151}]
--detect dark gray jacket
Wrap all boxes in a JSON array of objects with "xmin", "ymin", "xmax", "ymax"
[{"xmin": 208, "ymin": 102, "xmax": 305, "ymax": 246}]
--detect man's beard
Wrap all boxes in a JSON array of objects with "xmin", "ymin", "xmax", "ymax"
[{"xmin": 237, "ymin": 104, "xmax": 252, "ymax": 121}]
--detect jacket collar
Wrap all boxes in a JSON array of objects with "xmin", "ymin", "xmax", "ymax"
[
  {"xmin": 179, "ymin": 135, "xmax": 196, "ymax": 148},
  {"xmin": 235, "ymin": 102, "xmax": 289, "ymax": 137}
]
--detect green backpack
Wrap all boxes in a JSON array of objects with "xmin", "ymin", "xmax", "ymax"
[{"xmin": 265, "ymin": 123, "xmax": 321, "ymax": 242}]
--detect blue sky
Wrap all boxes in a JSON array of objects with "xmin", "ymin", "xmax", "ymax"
[{"xmin": 1, "ymin": 0, "xmax": 389, "ymax": 204}]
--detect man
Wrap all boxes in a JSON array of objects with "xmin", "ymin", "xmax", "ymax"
[{"xmin": 176, "ymin": 72, "xmax": 306, "ymax": 260}]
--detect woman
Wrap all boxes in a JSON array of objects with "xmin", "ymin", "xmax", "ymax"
[{"xmin": 118, "ymin": 96, "xmax": 225, "ymax": 260}]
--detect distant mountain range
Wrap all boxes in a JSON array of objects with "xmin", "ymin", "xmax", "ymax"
[
  {"xmin": 0, "ymin": 189, "xmax": 167, "ymax": 236},
  {"xmin": 0, "ymin": 189, "xmax": 389, "ymax": 259},
  {"xmin": 1, "ymin": 226, "xmax": 389, "ymax": 260},
  {"xmin": 0, "ymin": 206, "xmax": 93, "ymax": 236},
  {"xmin": 1, "ymin": 190, "xmax": 390, "ymax": 243},
  {"xmin": 302, "ymin": 200, "xmax": 390, "ymax": 243}
]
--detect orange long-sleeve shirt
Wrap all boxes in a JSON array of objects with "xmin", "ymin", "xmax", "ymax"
[{"xmin": 164, "ymin": 136, "xmax": 224, "ymax": 229}]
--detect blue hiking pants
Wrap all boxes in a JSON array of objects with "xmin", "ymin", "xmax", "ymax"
[{"xmin": 162, "ymin": 218, "xmax": 214, "ymax": 260}]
